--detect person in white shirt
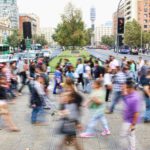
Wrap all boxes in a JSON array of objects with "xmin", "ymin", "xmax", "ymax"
[
  {"xmin": 104, "ymin": 67, "xmax": 112, "ymax": 102},
  {"xmin": 83, "ymin": 60, "xmax": 92, "ymax": 93},
  {"xmin": 109, "ymin": 56, "xmax": 119, "ymax": 70},
  {"xmin": 75, "ymin": 59, "xmax": 84, "ymax": 89}
]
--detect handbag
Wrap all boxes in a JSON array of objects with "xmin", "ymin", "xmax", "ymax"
[{"xmin": 60, "ymin": 119, "xmax": 76, "ymax": 136}]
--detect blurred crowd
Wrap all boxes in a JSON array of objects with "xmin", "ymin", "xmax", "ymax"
[{"xmin": 0, "ymin": 53, "xmax": 149, "ymax": 150}]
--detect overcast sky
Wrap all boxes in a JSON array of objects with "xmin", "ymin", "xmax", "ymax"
[{"xmin": 18, "ymin": 0, "xmax": 119, "ymax": 28}]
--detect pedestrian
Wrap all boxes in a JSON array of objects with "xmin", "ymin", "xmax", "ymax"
[
  {"xmin": 83, "ymin": 60, "xmax": 92, "ymax": 93},
  {"xmin": 142, "ymin": 70, "xmax": 150, "ymax": 123},
  {"xmin": 108, "ymin": 66, "xmax": 126, "ymax": 113},
  {"xmin": 53, "ymin": 65, "xmax": 62, "ymax": 94},
  {"xmin": 0, "ymin": 75, "xmax": 20, "ymax": 132},
  {"xmin": 120, "ymin": 78, "xmax": 141, "ymax": 150},
  {"xmin": 75, "ymin": 59, "xmax": 84, "ymax": 90},
  {"xmin": 30, "ymin": 75, "xmax": 47, "ymax": 125},
  {"xmin": 18, "ymin": 59, "xmax": 28, "ymax": 95},
  {"xmin": 57, "ymin": 91, "xmax": 83, "ymax": 150},
  {"xmin": 93, "ymin": 60, "xmax": 105, "ymax": 79},
  {"xmin": 104, "ymin": 66, "xmax": 112, "ymax": 102},
  {"xmin": 80, "ymin": 79, "xmax": 111, "ymax": 137}
]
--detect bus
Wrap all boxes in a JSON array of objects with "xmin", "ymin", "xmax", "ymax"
[{"xmin": 0, "ymin": 44, "xmax": 10, "ymax": 54}]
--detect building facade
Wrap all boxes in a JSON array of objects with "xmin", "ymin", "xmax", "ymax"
[
  {"xmin": 0, "ymin": 0, "xmax": 19, "ymax": 28},
  {"xmin": 94, "ymin": 25, "xmax": 112, "ymax": 45},
  {"xmin": 19, "ymin": 13, "xmax": 40, "ymax": 36},
  {"xmin": 40, "ymin": 27, "xmax": 55, "ymax": 45},
  {"xmin": 124, "ymin": 0, "xmax": 138, "ymax": 22},
  {"xmin": 0, "ymin": 18, "xmax": 12, "ymax": 43},
  {"xmin": 138, "ymin": 0, "xmax": 150, "ymax": 31}
]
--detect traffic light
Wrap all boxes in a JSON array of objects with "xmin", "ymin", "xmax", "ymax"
[
  {"xmin": 117, "ymin": 18, "xmax": 125, "ymax": 34},
  {"xmin": 118, "ymin": 35, "xmax": 124, "ymax": 47}
]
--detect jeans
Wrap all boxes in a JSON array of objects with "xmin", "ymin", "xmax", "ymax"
[
  {"xmin": 83, "ymin": 78, "xmax": 91, "ymax": 93},
  {"xmin": 18, "ymin": 71, "xmax": 27, "ymax": 93},
  {"xmin": 31, "ymin": 106, "xmax": 45, "ymax": 123},
  {"xmin": 144, "ymin": 97, "xmax": 150, "ymax": 121},
  {"xmin": 120, "ymin": 122, "xmax": 136, "ymax": 150},
  {"xmin": 110, "ymin": 91, "xmax": 122, "ymax": 112},
  {"xmin": 85, "ymin": 113, "xmax": 109, "ymax": 134},
  {"xmin": 53, "ymin": 80, "xmax": 61, "ymax": 94}
]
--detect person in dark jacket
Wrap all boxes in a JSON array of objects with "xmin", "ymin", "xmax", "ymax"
[{"xmin": 30, "ymin": 75, "xmax": 47, "ymax": 125}]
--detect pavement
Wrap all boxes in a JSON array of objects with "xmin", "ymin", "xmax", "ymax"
[{"xmin": 0, "ymin": 87, "xmax": 150, "ymax": 150}]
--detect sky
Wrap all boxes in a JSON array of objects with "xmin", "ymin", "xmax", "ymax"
[{"xmin": 18, "ymin": 0, "xmax": 119, "ymax": 28}]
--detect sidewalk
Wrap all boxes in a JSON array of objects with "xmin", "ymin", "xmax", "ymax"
[{"xmin": 0, "ymin": 89, "xmax": 149, "ymax": 150}]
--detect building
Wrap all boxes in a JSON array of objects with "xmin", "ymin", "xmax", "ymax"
[
  {"xmin": 0, "ymin": 0, "xmax": 19, "ymax": 28},
  {"xmin": 0, "ymin": 18, "xmax": 12, "ymax": 43},
  {"xmin": 94, "ymin": 25, "xmax": 112, "ymax": 45},
  {"xmin": 40, "ymin": 27, "xmax": 55, "ymax": 45},
  {"xmin": 112, "ymin": 3, "xmax": 124, "ymax": 35},
  {"xmin": 138, "ymin": 0, "xmax": 150, "ymax": 31},
  {"xmin": 19, "ymin": 13, "xmax": 40, "ymax": 36},
  {"xmin": 124, "ymin": 0, "xmax": 138, "ymax": 22}
]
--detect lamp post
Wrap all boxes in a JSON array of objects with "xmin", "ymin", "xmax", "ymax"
[{"xmin": 116, "ymin": 0, "xmax": 124, "ymax": 54}]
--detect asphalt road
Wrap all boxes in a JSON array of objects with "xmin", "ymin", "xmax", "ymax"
[{"xmin": 87, "ymin": 49, "xmax": 150, "ymax": 63}]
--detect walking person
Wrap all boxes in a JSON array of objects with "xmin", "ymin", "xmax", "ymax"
[
  {"xmin": 80, "ymin": 80, "xmax": 111, "ymax": 137},
  {"xmin": 108, "ymin": 66, "xmax": 126, "ymax": 113},
  {"xmin": 142, "ymin": 70, "xmax": 150, "ymax": 123},
  {"xmin": 0, "ymin": 75, "xmax": 20, "ymax": 132},
  {"xmin": 30, "ymin": 75, "xmax": 47, "ymax": 125},
  {"xmin": 57, "ymin": 91, "xmax": 83, "ymax": 150},
  {"xmin": 120, "ymin": 78, "xmax": 141, "ymax": 150},
  {"xmin": 18, "ymin": 60, "xmax": 28, "ymax": 95},
  {"xmin": 75, "ymin": 59, "xmax": 84, "ymax": 90},
  {"xmin": 104, "ymin": 67, "xmax": 112, "ymax": 102}
]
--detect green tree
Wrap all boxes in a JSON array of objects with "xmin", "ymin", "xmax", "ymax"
[
  {"xmin": 52, "ymin": 3, "xmax": 88, "ymax": 49},
  {"xmin": 142, "ymin": 31, "xmax": 150, "ymax": 46},
  {"xmin": 32, "ymin": 34, "xmax": 48, "ymax": 46},
  {"xmin": 101, "ymin": 35, "xmax": 115, "ymax": 46},
  {"xmin": 124, "ymin": 20, "xmax": 141, "ymax": 47},
  {"xmin": 7, "ymin": 29, "xmax": 20, "ymax": 48}
]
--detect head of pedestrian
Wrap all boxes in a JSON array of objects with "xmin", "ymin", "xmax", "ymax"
[
  {"xmin": 125, "ymin": 78, "xmax": 136, "ymax": 93},
  {"xmin": 36, "ymin": 75, "xmax": 45, "ymax": 85},
  {"xmin": 92, "ymin": 79, "xmax": 103, "ymax": 90},
  {"xmin": 94, "ymin": 60, "xmax": 99, "ymax": 66}
]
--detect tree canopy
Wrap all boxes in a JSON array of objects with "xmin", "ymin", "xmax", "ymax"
[
  {"xmin": 101, "ymin": 35, "xmax": 115, "ymax": 47},
  {"xmin": 124, "ymin": 20, "xmax": 141, "ymax": 47},
  {"xmin": 52, "ymin": 3, "xmax": 90, "ymax": 49}
]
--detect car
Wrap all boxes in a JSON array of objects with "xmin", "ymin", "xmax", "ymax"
[{"xmin": 119, "ymin": 46, "xmax": 130, "ymax": 54}]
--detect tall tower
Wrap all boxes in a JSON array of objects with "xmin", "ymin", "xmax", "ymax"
[
  {"xmin": 90, "ymin": 7, "xmax": 96, "ymax": 47},
  {"xmin": 0, "ymin": 0, "xmax": 19, "ymax": 28}
]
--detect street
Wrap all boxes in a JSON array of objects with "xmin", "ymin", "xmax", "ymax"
[
  {"xmin": 0, "ymin": 87, "xmax": 149, "ymax": 150},
  {"xmin": 87, "ymin": 49, "xmax": 150, "ymax": 62}
]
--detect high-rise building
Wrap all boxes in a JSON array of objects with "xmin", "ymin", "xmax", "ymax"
[
  {"xmin": 124, "ymin": 0, "xmax": 138, "ymax": 22},
  {"xmin": 0, "ymin": 0, "xmax": 19, "ymax": 28},
  {"xmin": 94, "ymin": 24, "xmax": 112, "ymax": 45},
  {"xmin": 138, "ymin": 0, "xmax": 150, "ymax": 31},
  {"xmin": 40, "ymin": 27, "xmax": 55, "ymax": 45}
]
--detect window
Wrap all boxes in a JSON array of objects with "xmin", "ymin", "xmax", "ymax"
[{"xmin": 144, "ymin": 25, "xmax": 148, "ymax": 28}]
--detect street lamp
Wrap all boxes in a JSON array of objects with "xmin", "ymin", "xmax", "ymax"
[{"xmin": 116, "ymin": 0, "xmax": 124, "ymax": 54}]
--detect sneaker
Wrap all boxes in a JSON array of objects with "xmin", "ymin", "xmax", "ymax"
[
  {"xmin": 18, "ymin": 92, "xmax": 22, "ymax": 96},
  {"xmin": 101, "ymin": 129, "xmax": 111, "ymax": 136},
  {"xmin": 79, "ymin": 132, "xmax": 95, "ymax": 138}
]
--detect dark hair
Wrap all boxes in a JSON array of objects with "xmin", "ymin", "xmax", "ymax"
[{"xmin": 126, "ymin": 78, "xmax": 136, "ymax": 88}]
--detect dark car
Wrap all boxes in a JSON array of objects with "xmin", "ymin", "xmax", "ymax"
[{"xmin": 119, "ymin": 46, "xmax": 130, "ymax": 54}]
